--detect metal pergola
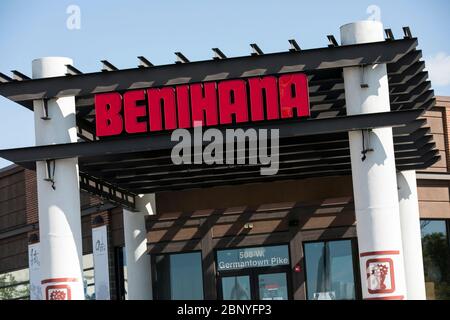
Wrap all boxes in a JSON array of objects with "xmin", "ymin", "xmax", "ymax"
[{"xmin": 0, "ymin": 27, "xmax": 438, "ymax": 210}]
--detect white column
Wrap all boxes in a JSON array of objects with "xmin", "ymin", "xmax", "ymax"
[
  {"xmin": 123, "ymin": 194, "xmax": 155, "ymax": 300},
  {"xmin": 32, "ymin": 57, "xmax": 84, "ymax": 300},
  {"xmin": 341, "ymin": 21, "xmax": 407, "ymax": 300},
  {"xmin": 397, "ymin": 170, "xmax": 426, "ymax": 299}
]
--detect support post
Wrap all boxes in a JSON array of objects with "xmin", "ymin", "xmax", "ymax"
[
  {"xmin": 32, "ymin": 57, "xmax": 84, "ymax": 300},
  {"xmin": 122, "ymin": 194, "xmax": 155, "ymax": 300},
  {"xmin": 340, "ymin": 21, "xmax": 407, "ymax": 300},
  {"xmin": 397, "ymin": 170, "xmax": 427, "ymax": 299}
]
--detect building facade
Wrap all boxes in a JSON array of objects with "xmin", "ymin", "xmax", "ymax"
[
  {"xmin": 0, "ymin": 96, "xmax": 449, "ymax": 300},
  {"xmin": 0, "ymin": 21, "xmax": 448, "ymax": 300}
]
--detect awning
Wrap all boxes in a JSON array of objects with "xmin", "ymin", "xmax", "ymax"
[{"xmin": 0, "ymin": 32, "xmax": 438, "ymax": 209}]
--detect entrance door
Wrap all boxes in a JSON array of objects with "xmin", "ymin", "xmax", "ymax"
[
  {"xmin": 218, "ymin": 269, "xmax": 290, "ymax": 300},
  {"xmin": 257, "ymin": 272, "xmax": 289, "ymax": 300},
  {"xmin": 220, "ymin": 275, "xmax": 252, "ymax": 300}
]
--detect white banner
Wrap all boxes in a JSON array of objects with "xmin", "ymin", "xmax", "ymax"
[
  {"xmin": 92, "ymin": 225, "xmax": 110, "ymax": 300},
  {"xmin": 28, "ymin": 242, "xmax": 42, "ymax": 300}
]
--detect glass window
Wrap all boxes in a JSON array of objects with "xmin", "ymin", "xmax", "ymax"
[
  {"xmin": 154, "ymin": 252, "xmax": 204, "ymax": 300},
  {"xmin": 113, "ymin": 247, "xmax": 128, "ymax": 300},
  {"xmin": 258, "ymin": 273, "xmax": 288, "ymax": 300},
  {"xmin": 420, "ymin": 219, "xmax": 450, "ymax": 300},
  {"xmin": 221, "ymin": 276, "xmax": 251, "ymax": 300},
  {"xmin": 122, "ymin": 248, "xmax": 128, "ymax": 300},
  {"xmin": 216, "ymin": 245, "xmax": 290, "ymax": 271},
  {"xmin": 83, "ymin": 253, "xmax": 95, "ymax": 300},
  {"xmin": 304, "ymin": 239, "xmax": 357, "ymax": 300},
  {"xmin": 0, "ymin": 268, "xmax": 30, "ymax": 300}
]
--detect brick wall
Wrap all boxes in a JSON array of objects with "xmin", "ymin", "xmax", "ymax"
[
  {"xmin": 417, "ymin": 97, "xmax": 450, "ymax": 219},
  {"xmin": 0, "ymin": 166, "xmax": 27, "ymax": 232},
  {"xmin": 437, "ymin": 96, "xmax": 450, "ymax": 171},
  {"xmin": 24, "ymin": 169, "xmax": 38, "ymax": 225},
  {"xmin": 421, "ymin": 100, "xmax": 448, "ymax": 172},
  {"xmin": 0, "ymin": 233, "xmax": 28, "ymax": 273},
  {"xmin": 0, "ymin": 166, "xmax": 29, "ymax": 273}
]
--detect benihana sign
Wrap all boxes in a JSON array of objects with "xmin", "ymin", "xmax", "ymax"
[{"xmin": 94, "ymin": 72, "xmax": 309, "ymax": 137}]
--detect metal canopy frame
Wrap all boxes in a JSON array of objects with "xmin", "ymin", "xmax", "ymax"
[
  {"xmin": 0, "ymin": 109, "xmax": 424, "ymax": 163},
  {"xmin": 0, "ymin": 34, "xmax": 438, "ymax": 209},
  {"xmin": 0, "ymin": 38, "xmax": 417, "ymax": 105}
]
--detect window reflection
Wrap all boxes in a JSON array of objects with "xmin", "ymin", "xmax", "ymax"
[
  {"xmin": 154, "ymin": 252, "xmax": 204, "ymax": 300},
  {"xmin": 420, "ymin": 219, "xmax": 450, "ymax": 300},
  {"xmin": 1, "ymin": 255, "xmax": 96, "ymax": 300},
  {"xmin": 304, "ymin": 239, "xmax": 356, "ymax": 300},
  {"xmin": 122, "ymin": 249, "xmax": 128, "ymax": 299},
  {"xmin": 258, "ymin": 273, "xmax": 288, "ymax": 300},
  {"xmin": 0, "ymin": 268, "xmax": 29, "ymax": 300},
  {"xmin": 83, "ymin": 253, "xmax": 95, "ymax": 300},
  {"xmin": 221, "ymin": 276, "xmax": 251, "ymax": 300}
]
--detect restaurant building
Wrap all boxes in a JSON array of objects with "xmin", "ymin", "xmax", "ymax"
[{"xmin": 0, "ymin": 20, "xmax": 449, "ymax": 300}]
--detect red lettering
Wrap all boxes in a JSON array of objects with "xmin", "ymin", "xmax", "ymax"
[
  {"xmin": 176, "ymin": 85, "xmax": 191, "ymax": 129},
  {"xmin": 124, "ymin": 90, "xmax": 147, "ymax": 134},
  {"xmin": 218, "ymin": 79, "xmax": 248, "ymax": 124},
  {"xmin": 279, "ymin": 73, "xmax": 310, "ymax": 119},
  {"xmin": 95, "ymin": 92, "xmax": 123, "ymax": 137},
  {"xmin": 147, "ymin": 87, "xmax": 177, "ymax": 131},
  {"xmin": 190, "ymin": 82, "xmax": 218, "ymax": 127},
  {"xmin": 248, "ymin": 76, "xmax": 279, "ymax": 121},
  {"xmin": 94, "ymin": 73, "xmax": 310, "ymax": 137}
]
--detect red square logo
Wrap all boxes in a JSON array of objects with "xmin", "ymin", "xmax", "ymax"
[
  {"xmin": 366, "ymin": 258, "xmax": 395, "ymax": 294},
  {"xmin": 46, "ymin": 284, "xmax": 72, "ymax": 300}
]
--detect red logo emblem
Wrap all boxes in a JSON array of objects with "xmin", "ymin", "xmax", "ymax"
[
  {"xmin": 366, "ymin": 258, "xmax": 395, "ymax": 294},
  {"xmin": 46, "ymin": 284, "xmax": 72, "ymax": 300}
]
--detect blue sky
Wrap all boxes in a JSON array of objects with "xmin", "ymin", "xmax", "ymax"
[{"xmin": 0, "ymin": 0, "xmax": 449, "ymax": 168}]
